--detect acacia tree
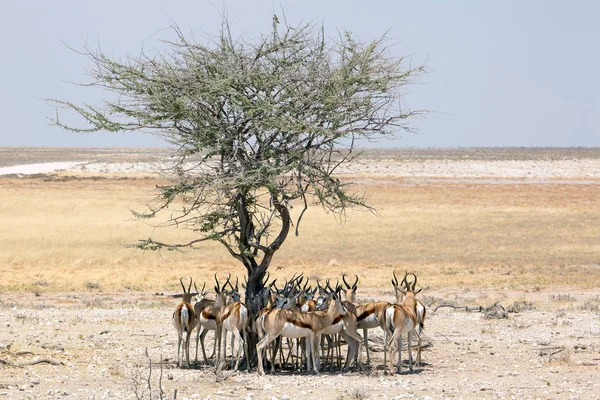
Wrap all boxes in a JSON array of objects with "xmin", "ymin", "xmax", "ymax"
[{"xmin": 50, "ymin": 17, "xmax": 423, "ymax": 339}]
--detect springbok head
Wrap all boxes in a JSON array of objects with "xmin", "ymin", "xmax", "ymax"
[
  {"xmin": 342, "ymin": 273, "xmax": 359, "ymax": 303},
  {"xmin": 179, "ymin": 277, "xmax": 195, "ymax": 303},
  {"xmin": 193, "ymin": 281, "xmax": 209, "ymax": 302}
]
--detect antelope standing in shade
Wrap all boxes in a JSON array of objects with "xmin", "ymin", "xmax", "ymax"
[
  {"xmin": 193, "ymin": 282, "xmax": 215, "ymax": 364},
  {"xmin": 197, "ymin": 274, "xmax": 230, "ymax": 365},
  {"xmin": 172, "ymin": 277, "xmax": 197, "ymax": 368},
  {"xmin": 342, "ymin": 274, "xmax": 390, "ymax": 365},
  {"xmin": 391, "ymin": 270, "xmax": 427, "ymax": 366},
  {"xmin": 314, "ymin": 284, "xmax": 363, "ymax": 371},
  {"xmin": 384, "ymin": 272, "xmax": 421, "ymax": 374},
  {"xmin": 217, "ymin": 278, "xmax": 250, "ymax": 371},
  {"xmin": 257, "ymin": 291, "xmax": 348, "ymax": 375}
]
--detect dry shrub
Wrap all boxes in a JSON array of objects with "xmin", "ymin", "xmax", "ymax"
[
  {"xmin": 579, "ymin": 297, "xmax": 600, "ymax": 312},
  {"xmin": 550, "ymin": 294, "xmax": 576, "ymax": 302},
  {"xmin": 507, "ymin": 301, "xmax": 536, "ymax": 313},
  {"xmin": 551, "ymin": 349, "xmax": 574, "ymax": 366},
  {"xmin": 338, "ymin": 388, "xmax": 369, "ymax": 400},
  {"xmin": 483, "ymin": 304, "xmax": 508, "ymax": 319}
]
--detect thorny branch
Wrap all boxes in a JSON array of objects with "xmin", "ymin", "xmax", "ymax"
[{"xmin": 48, "ymin": 17, "xmax": 425, "ymax": 280}]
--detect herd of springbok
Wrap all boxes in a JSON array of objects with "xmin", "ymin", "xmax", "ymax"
[{"xmin": 172, "ymin": 271, "xmax": 426, "ymax": 375}]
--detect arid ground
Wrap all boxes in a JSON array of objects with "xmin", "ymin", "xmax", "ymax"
[{"xmin": 0, "ymin": 147, "xmax": 599, "ymax": 399}]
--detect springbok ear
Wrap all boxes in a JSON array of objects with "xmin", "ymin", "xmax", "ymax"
[{"xmin": 415, "ymin": 288, "xmax": 423, "ymax": 294}]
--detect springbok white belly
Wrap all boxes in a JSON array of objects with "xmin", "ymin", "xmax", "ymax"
[
  {"xmin": 357, "ymin": 313, "xmax": 380, "ymax": 329},
  {"xmin": 319, "ymin": 320, "xmax": 344, "ymax": 335},
  {"xmin": 280, "ymin": 322, "xmax": 313, "ymax": 339}
]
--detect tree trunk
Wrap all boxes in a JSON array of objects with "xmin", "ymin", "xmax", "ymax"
[{"xmin": 241, "ymin": 268, "xmax": 267, "ymax": 369}]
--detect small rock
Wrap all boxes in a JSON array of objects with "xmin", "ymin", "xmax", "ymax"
[{"xmin": 263, "ymin": 384, "xmax": 273, "ymax": 391}]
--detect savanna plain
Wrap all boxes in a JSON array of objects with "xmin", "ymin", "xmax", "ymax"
[{"xmin": 0, "ymin": 148, "xmax": 599, "ymax": 399}]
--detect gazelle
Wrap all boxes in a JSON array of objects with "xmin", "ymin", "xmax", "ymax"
[
  {"xmin": 197, "ymin": 274, "xmax": 230, "ymax": 365},
  {"xmin": 341, "ymin": 274, "xmax": 359, "ymax": 315},
  {"xmin": 340, "ymin": 274, "xmax": 388, "ymax": 365},
  {"xmin": 172, "ymin": 277, "xmax": 197, "ymax": 368},
  {"xmin": 392, "ymin": 270, "xmax": 427, "ymax": 366},
  {"xmin": 314, "ymin": 286, "xmax": 363, "ymax": 371},
  {"xmin": 257, "ymin": 291, "xmax": 348, "ymax": 375},
  {"xmin": 384, "ymin": 273, "xmax": 421, "ymax": 374},
  {"xmin": 217, "ymin": 278, "xmax": 250, "ymax": 371},
  {"xmin": 342, "ymin": 275, "xmax": 390, "ymax": 365},
  {"xmin": 193, "ymin": 282, "xmax": 215, "ymax": 364}
]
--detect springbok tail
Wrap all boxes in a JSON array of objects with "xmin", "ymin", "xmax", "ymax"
[
  {"xmin": 418, "ymin": 306, "xmax": 426, "ymax": 335},
  {"xmin": 181, "ymin": 306, "xmax": 190, "ymax": 332}
]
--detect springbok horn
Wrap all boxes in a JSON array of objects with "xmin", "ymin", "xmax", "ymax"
[
  {"xmin": 409, "ymin": 273, "xmax": 418, "ymax": 291},
  {"xmin": 400, "ymin": 270, "xmax": 409, "ymax": 289},
  {"xmin": 214, "ymin": 273, "xmax": 220, "ymax": 292},
  {"xmin": 180, "ymin": 277, "xmax": 186, "ymax": 293},
  {"xmin": 342, "ymin": 273, "xmax": 351, "ymax": 289},
  {"xmin": 353, "ymin": 275, "xmax": 359, "ymax": 290},
  {"xmin": 188, "ymin": 277, "xmax": 193, "ymax": 293},
  {"xmin": 293, "ymin": 274, "xmax": 304, "ymax": 287},
  {"xmin": 325, "ymin": 279, "xmax": 334, "ymax": 293},
  {"xmin": 392, "ymin": 270, "xmax": 399, "ymax": 286}
]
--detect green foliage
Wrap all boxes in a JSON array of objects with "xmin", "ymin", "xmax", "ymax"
[{"xmin": 49, "ymin": 17, "xmax": 424, "ymax": 273}]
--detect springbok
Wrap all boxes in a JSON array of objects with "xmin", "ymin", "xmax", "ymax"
[
  {"xmin": 257, "ymin": 291, "xmax": 348, "ymax": 375},
  {"xmin": 197, "ymin": 274, "xmax": 230, "ymax": 365},
  {"xmin": 217, "ymin": 278, "xmax": 250, "ymax": 371},
  {"xmin": 314, "ymin": 285, "xmax": 363, "ymax": 371},
  {"xmin": 384, "ymin": 273, "xmax": 421, "ymax": 374},
  {"xmin": 193, "ymin": 282, "xmax": 215, "ymax": 364},
  {"xmin": 172, "ymin": 277, "xmax": 197, "ymax": 368},
  {"xmin": 392, "ymin": 271, "xmax": 427, "ymax": 366},
  {"xmin": 343, "ymin": 275, "xmax": 390, "ymax": 365}
]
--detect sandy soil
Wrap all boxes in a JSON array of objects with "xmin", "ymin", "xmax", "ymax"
[
  {"xmin": 1, "ymin": 148, "xmax": 599, "ymax": 399},
  {"xmin": 0, "ymin": 289, "xmax": 599, "ymax": 399}
]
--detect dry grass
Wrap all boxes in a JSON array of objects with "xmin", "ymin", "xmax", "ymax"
[{"xmin": 0, "ymin": 174, "xmax": 599, "ymax": 292}]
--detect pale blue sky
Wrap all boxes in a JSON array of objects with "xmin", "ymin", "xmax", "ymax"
[{"xmin": 1, "ymin": 1, "xmax": 598, "ymax": 148}]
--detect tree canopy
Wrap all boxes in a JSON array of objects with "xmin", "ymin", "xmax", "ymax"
[{"xmin": 49, "ymin": 17, "xmax": 424, "ymax": 298}]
